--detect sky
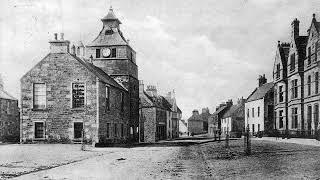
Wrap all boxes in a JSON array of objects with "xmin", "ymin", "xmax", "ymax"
[{"xmin": 0, "ymin": 0, "xmax": 320, "ymax": 119}]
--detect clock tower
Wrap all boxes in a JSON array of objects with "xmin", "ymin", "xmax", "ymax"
[{"xmin": 86, "ymin": 7, "xmax": 139, "ymax": 141}]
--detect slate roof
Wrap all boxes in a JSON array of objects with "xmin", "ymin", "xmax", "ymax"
[
  {"xmin": 246, "ymin": 82, "xmax": 274, "ymax": 103},
  {"xmin": 88, "ymin": 28, "xmax": 128, "ymax": 47},
  {"xmin": 0, "ymin": 89, "xmax": 17, "ymax": 100},
  {"xmin": 212, "ymin": 105, "xmax": 227, "ymax": 116},
  {"xmin": 222, "ymin": 103, "xmax": 244, "ymax": 119},
  {"xmin": 71, "ymin": 54, "xmax": 126, "ymax": 91},
  {"xmin": 101, "ymin": 7, "xmax": 122, "ymax": 24},
  {"xmin": 141, "ymin": 92, "xmax": 172, "ymax": 111}
]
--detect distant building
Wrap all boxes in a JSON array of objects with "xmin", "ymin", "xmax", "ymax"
[
  {"xmin": 179, "ymin": 119, "xmax": 188, "ymax": 135},
  {"xmin": 221, "ymin": 98, "xmax": 245, "ymax": 137},
  {"xmin": 208, "ymin": 100, "xmax": 232, "ymax": 136},
  {"xmin": 0, "ymin": 76, "xmax": 20, "ymax": 142},
  {"xmin": 165, "ymin": 90, "xmax": 182, "ymax": 139},
  {"xmin": 20, "ymin": 7, "xmax": 138, "ymax": 144},
  {"xmin": 245, "ymin": 75, "xmax": 274, "ymax": 136},
  {"xmin": 139, "ymin": 82, "xmax": 172, "ymax": 142},
  {"xmin": 187, "ymin": 108, "xmax": 210, "ymax": 135}
]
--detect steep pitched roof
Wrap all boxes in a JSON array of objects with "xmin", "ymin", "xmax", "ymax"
[
  {"xmin": 101, "ymin": 7, "xmax": 122, "ymax": 24},
  {"xmin": 295, "ymin": 36, "xmax": 308, "ymax": 58},
  {"xmin": 71, "ymin": 54, "xmax": 126, "ymax": 91},
  {"xmin": 212, "ymin": 105, "xmax": 227, "ymax": 116},
  {"xmin": 177, "ymin": 106, "xmax": 182, "ymax": 113},
  {"xmin": 0, "ymin": 89, "xmax": 17, "ymax": 100},
  {"xmin": 88, "ymin": 28, "xmax": 128, "ymax": 46},
  {"xmin": 246, "ymin": 82, "xmax": 274, "ymax": 102},
  {"xmin": 222, "ymin": 103, "xmax": 244, "ymax": 119},
  {"xmin": 141, "ymin": 92, "xmax": 172, "ymax": 111}
]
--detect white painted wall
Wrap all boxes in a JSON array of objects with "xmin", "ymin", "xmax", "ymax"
[
  {"xmin": 245, "ymin": 99, "xmax": 264, "ymax": 133},
  {"xmin": 221, "ymin": 117, "xmax": 232, "ymax": 134}
]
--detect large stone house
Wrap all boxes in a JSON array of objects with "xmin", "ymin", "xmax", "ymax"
[
  {"xmin": 0, "ymin": 76, "xmax": 20, "ymax": 142},
  {"xmin": 273, "ymin": 14, "xmax": 320, "ymax": 137},
  {"xmin": 245, "ymin": 75, "xmax": 274, "ymax": 136},
  {"xmin": 20, "ymin": 7, "xmax": 139, "ymax": 144},
  {"xmin": 139, "ymin": 82, "xmax": 173, "ymax": 142}
]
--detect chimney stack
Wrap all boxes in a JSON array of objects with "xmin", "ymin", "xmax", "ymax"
[
  {"xmin": 146, "ymin": 85, "xmax": 157, "ymax": 97},
  {"xmin": 71, "ymin": 44, "xmax": 76, "ymax": 55},
  {"xmin": 226, "ymin": 99, "xmax": 233, "ymax": 107},
  {"xmin": 192, "ymin": 110, "xmax": 199, "ymax": 116},
  {"xmin": 258, "ymin": 74, "xmax": 267, "ymax": 87},
  {"xmin": 139, "ymin": 80, "xmax": 144, "ymax": 94},
  {"xmin": 291, "ymin": 18, "xmax": 300, "ymax": 40},
  {"xmin": 49, "ymin": 33, "xmax": 70, "ymax": 54}
]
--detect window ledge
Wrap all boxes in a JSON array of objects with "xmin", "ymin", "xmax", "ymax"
[
  {"xmin": 71, "ymin": 108, "xmax": 85, "ymax": 111},
  {"xmin": 32, "ymin": 108, "xmax": 48, "ymax": 111}
]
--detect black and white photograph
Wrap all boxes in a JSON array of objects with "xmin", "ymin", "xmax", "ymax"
[{"xmin": 1, "ymin": 0, "xmax": 320, "ymax": 179}]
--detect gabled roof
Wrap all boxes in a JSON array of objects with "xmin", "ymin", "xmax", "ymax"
[
  {"xmin": 141, "ymin": 92, "xmax": 172, "ymax": 111},
  {"xmin": 71, "ymin": 54, "xmax": 126, "ymax": 91},
  {"xmin": 177, "ymin": 106, "xmax": 182, "ymax": 113},
  {"xmin": 0, "ymin": 89, "xmax": 17, "ymax": 100},
  {"xmin": 246, "ymin": 82, "xmax": 274, "ymax": 103},
  {"xmin": 222, "ymin": 103, "xmax": 244, "ymax": 119},
  {"xmin": 212, "ymin": 105, "xmax": 227, "ymax": 116}
]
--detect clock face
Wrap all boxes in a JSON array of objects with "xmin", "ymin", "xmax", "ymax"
[{"xmin": 102, "ymin": 48, "xmax": 111, "ymax": 57}]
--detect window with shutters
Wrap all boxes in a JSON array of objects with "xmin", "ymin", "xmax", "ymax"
[
  {"xmin": 72, "ymin": 83, "xmax": 85, "ymax": 108},
  {"xmin": 33, "ymin": 83, "xmax": 46, "ymax": 109}
]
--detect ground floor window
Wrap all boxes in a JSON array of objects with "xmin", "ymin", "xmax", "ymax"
[
  {"xmin": 258, "ymin": 124, "xmax": 260, "ymax": 132},
  {"xmin": 114, "ymin": 124, "xmax": 118, "ymax": 137},
  {"xmin": 35, "ymin": 122, "xmax": 44, "ymax": 138},
  {"xmin": 314, "ymin": 104, "xmax": 319, "ymax": 130},
  {"xmin": 74, "ymin": 122, "xmax": 83, "ymax": 139},
  {"xmin": 279, "ymin": 110, "xmax": 284, "ymax": 128},
  {"xmin": 252, "ymin": 124, "xmax": 255, "ymax": 133},
  {"xmin": 107, "ymin": 123, "xmax": 110, "ymax": 138},
  {"xmin": 121, "ymin": 124, "xmax": 124, "ymax": 137},
  {"xmin": 292, "ymin": 108, "xmax": 298, "ymax": 129}
]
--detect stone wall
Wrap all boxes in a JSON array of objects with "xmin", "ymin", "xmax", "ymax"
[{"xmin": 0, "ymin": 99, "xmax": 19, "ymax": 142}]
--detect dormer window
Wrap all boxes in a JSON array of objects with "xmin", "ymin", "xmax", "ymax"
[{"xmin": 105, "ymin": 29, "xmax": 113, "ymax": 35}]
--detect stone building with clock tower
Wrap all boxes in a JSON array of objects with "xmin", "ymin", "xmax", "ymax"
[{"xmin": 85, "ymin": 7, "xmax": 140, "ymax": 142}]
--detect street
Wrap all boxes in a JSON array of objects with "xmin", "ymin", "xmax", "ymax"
[{"xmin": 0, "ymin": 137, "xmax": 319, "ymax": 179}]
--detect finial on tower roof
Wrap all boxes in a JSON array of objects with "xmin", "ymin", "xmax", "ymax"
[{"xmin": 313, "ymin": 13, "xmax": 316, "ymax": 18}]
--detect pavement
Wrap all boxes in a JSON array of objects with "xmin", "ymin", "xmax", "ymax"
[{"xmin": 253, "ymin": 136, "xmax": 320, "ymax": 146}]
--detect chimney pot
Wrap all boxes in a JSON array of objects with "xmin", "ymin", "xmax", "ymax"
[
  {"xmin": 71, "ymin": 44, "xmax": 76, "ymax": 55},
  {"xmin": 54, "ymin": 33, "xmax": 58, "ymax": 40},
  {"xmin": 60, "ymin": 33, "xmax": 64, "ymax": 40}
]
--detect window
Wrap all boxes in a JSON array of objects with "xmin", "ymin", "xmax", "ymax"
[
  {"xmin": 105, "ymin": 29, "xmax": 113, "ymax": 35},
  {"xmin": 106, "ymin": 86, "xmax": 110, "ymax": 111},
  {"xmin": 276, "ymin": 64, "xmax": 280, "ymax": 79},
  {"xmin": 308, "ymin": 47, "xmax": 311, "ymax": 65},
  {"xmin": 279, "ymin": 110, "xmax": 284, "ymax": 128},
  {"xmin": 33, "ymin": 83, "xmax": 46, "ymax": 109},
  {"xmin": 290, "ymin": 53, "xmax": 295, "ymax": 71},
  {"xmin": 252, "ymin": 124, "xmax": 255, "ymax": 133},
  {"xmin": 279, "ymin": 86, "xmax": 284, "ymax": 102},
  {"xmin": 314, "ymin": 104, "xmax": 319, "ymax": 131},
  {"xmin": 258, "ymin": 107, "xmax": 260, "ymax": 117},
  {"xmin": 316, "ymin": 72, "xmax": 319, "ymax": 94},
  {"xmin": 72, "ymin": 83, "xmax": 85, "ymax": 108},
  {"xmin": 292, "ymin": 108, "xmax": 298, "ymax": 129},
  {"xmin": 308, "ymin": 75, "xmax": 312, "ymax": 96},
  {"xmin": 6, "ymin": 101, "xmax": 10, "ymax": 114},
  {"xmin": 96, "ymin": 49, "xmax": 101, "ymax": 58},
  {"xmin": 291, "ymin": 79, "xmax": 298, "ymax": 99},
  {"xmin": 316, "ymin": 42, "xmax": 318, "ymax": 62},
  {"xmin": 274, "ymin": 112, "xmax": 277, "ymax": 129},
  {"xmin": 77, "ymin": 47, "xmax": 80, "ymax": 55},
  {"xmin": 121, "ymin": 124, "xmax": 124, "ymax": 137},
  {"xmin": 114, "ymin": 124, "xmax": 118, "ymax": 137},
  {"xmin": 307, "ymin": 106, "xmax": 312, "ymax": 130},
  {"xmin": 247, "ymin": 109, "xmax": 249, "ymax": 118},
  {"xmin": 34, "ymin": 122, "xmax": 44, "ymax": 139},
  {"xmin": 111, "ymin": 48, "xmax": 117, "ymax": 58},
  {"xmin": 252, "ymin": 108, "xmax": 254, "ymax": 118},
  {"xmin": 258, "ymin": 124, "xmax": 260, "ymax": 132},
  {"xmin": 107, "ymin": 123, "xmax": 110, "ymax": 138},
  {"xmin": 120, "ymin": 92, "xmax": 124, "ymax": 111},
  {"xmin": 74, "ymin": 122, "xmax": 83, "ymax": 139}
]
